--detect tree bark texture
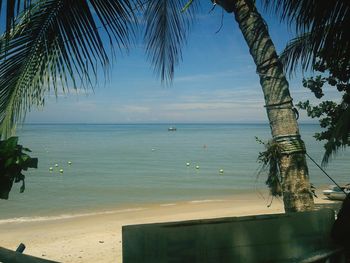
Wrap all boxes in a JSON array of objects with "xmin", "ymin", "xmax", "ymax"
[{"xmin": 214, "ymin": 0, "xmax": 315, "ymax": 212}]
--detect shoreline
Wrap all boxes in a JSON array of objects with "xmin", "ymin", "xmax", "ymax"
[
  {"xmin": 0, "ymin": 189, "xmax": 341, "ymax": 263},
  {"xmin": 0, "ymin": 185, "xmax": 332, "ymax": 224},
  {"xmin": 0, "ymin": 188, "xmax": 269, "ymax": 223}
]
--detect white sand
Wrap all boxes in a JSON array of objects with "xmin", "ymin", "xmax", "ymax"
[{"xmin": 0, "ymin": 190, "xmax": 339, "ymax": 263}]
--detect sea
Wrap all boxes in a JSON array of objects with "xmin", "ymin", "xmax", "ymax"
[{"xmin": 0, "ymin": 123, "xmax": 348, "ymax": 222}]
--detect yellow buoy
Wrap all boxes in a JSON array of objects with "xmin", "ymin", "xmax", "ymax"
[
  {"xmin": 186, "ymin": 162, "xmax": 190, "ymax": 166},
  {"xmin": 219, "ymin": 169, "xmax": 224, "ymax": 174},
  {"xmin": 49, "ymin": 167, "xmax": 53, "ymax": 172},
  {"xmin": 195, "ymin": 165, "xmax": 200, "ymax": 169},
  {"xmin": 55, "ymin": 164, "xmax": 59, "ymax": 167},
  {"xmin": 59, "ymin": 169, "xmax": 64, "ymax": 173},
  {"xmin": 68, "ymin": 161, "xmax": 72, "ymax": 165}
]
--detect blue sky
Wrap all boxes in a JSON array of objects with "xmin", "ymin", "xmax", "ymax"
[{"xmin": 23, "ymin": 2, "xmax": 338, "ymax": 124}]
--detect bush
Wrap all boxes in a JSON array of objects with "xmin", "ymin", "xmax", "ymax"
[{"xmin": 0, "ymin": 137, "xmax": 38, "ymax": 199}]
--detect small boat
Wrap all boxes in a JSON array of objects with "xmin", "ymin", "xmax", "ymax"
[
  {"xmin": 168, "ymin": 127, "xmax": 177, "ymax": 131},
  {"xmin": 323, "ymin": 185, "xmax": 350, "ymax": 201}
]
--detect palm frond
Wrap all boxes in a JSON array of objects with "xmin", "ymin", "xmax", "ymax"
[
  {"xmin": 0, "ymin": 0, "xmax": 32, "ymax": 33},
  {"xmin": 279, "ymin": 28, "xmax": 324, "ymax": 73},
  {"xmin": 263, "ymin": 0, "xmax": 349, "ymax": 33},
  {"xmin": 0, "ymin": 0, "xmax": 136, "ymax": 138},
  {"xmin": 143, "ymin": 0, "xmax": 198, "ymax": 83},
  {"xmin": 264, "ymin": 0, "xmax": 350, "ymax": 74}
]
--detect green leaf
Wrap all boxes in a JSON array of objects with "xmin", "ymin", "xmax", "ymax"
[
  {"xmin": 2, "ymin": 137, "xmax": 18, "ymax": 151},
  {"xmin": 22, "ymin": 157, "xmax": 38, "ymax": 169},
  {"xmin": 0, "ymin": 137, "xmax": 37, "ymax": 199},
  {"xmin": 4, "ymin": 157, "xmax": 15, "ymax": 168},
  {"xmin": 181, "ymin": 0, "xmax": 194, "ymax": 13},
  {"xmin": 20, "ymin": 179, "xmax": 25, "ymax": 193},
  {"xmin": 15, "ymin": 173, "xmax": 24, "ymax": 183},
  {"xmin": 22, "ymin": 147, "xmax": 31, "ymax": 152}
]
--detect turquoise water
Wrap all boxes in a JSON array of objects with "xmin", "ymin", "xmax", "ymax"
[{"xmin": 0, "ymin": 124, "xmax": 348, "ymax": 220}]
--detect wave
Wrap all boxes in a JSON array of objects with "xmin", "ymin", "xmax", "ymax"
[
  {"xmin": 0, "ymin": 207, "xmax": 146, "ymax": 225},
  {"xmin": 188, "ymin": 199, "xmax": 225, "ymax": 204},
  {"xmin": 0, "ymin": 199, "xmax": 229, "ymax": 224},
  {"xmin": 160, "ymin": 203, "xmax": 177, "ymax": 207}
]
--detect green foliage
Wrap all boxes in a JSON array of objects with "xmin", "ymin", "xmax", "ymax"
[
  {"xmin": 264, "ymin": 0, "xmax": 350, "ymax": 74},
  {"xmin": 0, "ymin": 137, "xmax": 38, "ymax": 199},
  {"xmin": 143, "ymin": 0, "xmax": 198, "ymax": 84},
  {"xmin": 296, "ymin": 53, "xmax": 350, "ymax": 165},
  {"xmin": 256, "ymin": 137, "xmax": 318, "ymax": 198},
  {"xmin": 0, "ymin": 0, "xmax": 137, "ymax": 138},
  {"xmin": 256, "ymin": 137, "xmax": 283, "ymax": 197},
  {"xmin": 181, "ymin": 0, "xmax": 194, "ymax": 13},
  {"xmin": 0, "ymin": 0, "xmax": 198, "ymax": 137}
]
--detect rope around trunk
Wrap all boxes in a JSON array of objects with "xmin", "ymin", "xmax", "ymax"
[{"xmin": 273, "ymin": 134, "xmax": 347, "ymax": 194}]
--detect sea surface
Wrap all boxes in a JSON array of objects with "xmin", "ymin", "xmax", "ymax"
[{"xmin": 0, "ymin": 123, "xmax": 348, "ymax": 221}]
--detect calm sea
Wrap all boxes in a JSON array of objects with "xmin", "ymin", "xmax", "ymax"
[{"xmin": 0, "ymin": 123, "xmax": 348, "ymax": 221}]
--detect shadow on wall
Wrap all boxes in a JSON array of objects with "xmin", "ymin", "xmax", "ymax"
[{"xmin": 123, "ymin": 209, "xmax": 344, "ymax": 263}]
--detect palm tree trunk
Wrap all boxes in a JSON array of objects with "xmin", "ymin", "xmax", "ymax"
[{"xmin": 214, "ymin": 0, "xmax": 315, "ymax": 212}]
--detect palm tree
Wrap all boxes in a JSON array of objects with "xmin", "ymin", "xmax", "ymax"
[
  {"xmin": 0, "ymin": 0, "xmax": 314, "ymax": 212},
  {"xmin": 212, "ymin": 0, "xmax": 315, "ymax": 212},
  {"xmin": 263, "ymin": 0, "xmax": 350, "ymax": 163}
]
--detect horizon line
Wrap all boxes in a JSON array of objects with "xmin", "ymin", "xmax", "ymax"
[{"xmin": 21, "ymin": 121, "xmax": 318, "ymax": 125}]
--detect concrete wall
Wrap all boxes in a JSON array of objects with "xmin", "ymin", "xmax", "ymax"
[{"xmin": 123, "ymin": 209, "xmax": 338, "ymax": 263}]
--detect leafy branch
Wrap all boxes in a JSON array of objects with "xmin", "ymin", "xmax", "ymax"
[
  {"xmin": 0, "ymin": 137, "xmax": 38, "ymax": 199},
  {"xmin": 256, "ymin": 137, "xmax": 317, "ymax": 199},
  {"xmin": 256, "ymin": 137, "xmax": 283, "ymax": 197},
  {"xmin": 296, "ymin": 52, "xmax": 350, "ymax": 165}
]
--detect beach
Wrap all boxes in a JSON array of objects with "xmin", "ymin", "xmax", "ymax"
[
  {"xmin": 2, "ymin": 124, "xmax": 348, "ymax": 220},
  {"xmin": 0, "ymin": 190, "xmax": 340, "ymax": 263},
  {"xmin": 0, "ymin": 124, "xmax": 347, "ymax": 262}
]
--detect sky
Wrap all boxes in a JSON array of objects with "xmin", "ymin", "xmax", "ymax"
[{"xmin": 20, "ymin": 1, "xmax": 339, "ymax": 124}]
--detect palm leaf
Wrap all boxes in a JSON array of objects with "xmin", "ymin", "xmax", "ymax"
[
  {"xmin": 279, "ymin": 28, "xmax": 327, "ymax": 73},
  {"xmin": 264, "ymin": 0, "xmax": 350, "ymax": 73},
  {"xmin": 142, "ymin": 0, "xmax": 198, "ymax": 83},
  {"xmin": 0, "ymin": 0, "xmax": 32, "ymax": 33},
  {"xmin": 263, "ymin": 0, "xmax": 349, "ymax": 33},
  {"xmin": 0, "ymin": 0, "xmax": 136, "ymax": 138}
]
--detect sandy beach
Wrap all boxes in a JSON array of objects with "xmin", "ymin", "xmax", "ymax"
[{"xmin": 0, "ymin": 190, "xmax": 341, "ymax": 263}]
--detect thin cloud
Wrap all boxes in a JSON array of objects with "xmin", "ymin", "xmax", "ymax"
[
  {"xmin": 174, "ymin": 68, "xmax": 255, "ymax": 83},
  {"xmin": 118, "ymin": 105, "xmax": 151, "ymax": 114}
]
